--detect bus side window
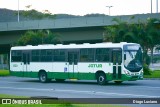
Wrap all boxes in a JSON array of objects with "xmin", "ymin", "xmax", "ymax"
[
  {"xmin": 95, "ymin": 48, "xmax": 110, "ymax": 62},
  {"xmin": 53, "ymin": 50, "xmax": 65, "ymax": 62},
  {"xmin": 80, "ymin": 55, "xmax": 87, "ymax": 62},
  {"xmin": 80, "ymin": 49, "xmax": 94, "ymax": 62},
  {"xmin": 11, "ymin": 50, "xmax": 22, "ymax": 62},
  {"xmin": 31, "ymin": 50, "xmax": 40, "ymax": 62}
]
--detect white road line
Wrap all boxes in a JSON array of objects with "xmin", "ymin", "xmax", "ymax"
[
  {"xmin": 128, "ymin": 85, "xmax": 160, "ymax": 88},
  {"xmin": 127, "ymin": 86, "xmax": 160, "ymax": 90},
  {"xmin": 96, "ymin": 92, "xmax": 159, "ymax": 98},
  {"xmin": 0, "ymin": 87, "xmax": 52, "ymax": 91},
  {"xmin": 55, "ymin": 89, "xmax": 95, "ymax": 93},
  {"xmin": 0, "ymin": 86, "xmax": 159, "ymax": 98},
  {"xmin": 0, "ymin": 81, "xmax": 26, "ymax": 84}
]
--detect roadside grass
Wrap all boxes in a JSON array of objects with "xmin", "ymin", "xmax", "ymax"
[
  {"xmin": 0, "ymin": 94, "xmax": 28, "ymax": 98},
  {"xmin": 0, "ymin": 94, "xmax": 129, "ymax": 107},
  {"xmin": 0, "ymin": 70, "xmax": 10, "ymax": 76},
  {"xmin": 144, "ymin": 70, "xmax": 160, "ymax": 78}
]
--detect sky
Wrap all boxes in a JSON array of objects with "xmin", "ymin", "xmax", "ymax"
[{"xmin": 0, "ymin": 0, "xmax": 159, "ymax": 16}]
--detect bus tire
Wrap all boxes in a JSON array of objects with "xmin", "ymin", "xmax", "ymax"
[
  {"xmin": 97, "ymin": 73, "xmax": 106, "ymax": 85},
  {"xmin": 114, "ymin": 81, "xmax": 123, "ymax": 84},
  {"xmin": 39, "ymin": 71, "xmax": 48, "ymax": 83}
]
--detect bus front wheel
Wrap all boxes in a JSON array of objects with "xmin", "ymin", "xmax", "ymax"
[
  {"xmin": 39, "ymin": 72, "xmax": 48, "ymax": 83},
  {"xmin": 97, "ymin": 73, "xmax": 106, "ymax": 85}
]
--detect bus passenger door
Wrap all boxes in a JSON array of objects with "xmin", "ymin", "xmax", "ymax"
[
  {"xmin": 22, "ymin": 52, "xmax": 30, "ymax": 77},
  {"xmin": 112, "ymin": 49, "xmax": 122, "ymax": 79},
  {"xmin": 68, "ymin": 51, "xmax": 78, "ymax": 79}
]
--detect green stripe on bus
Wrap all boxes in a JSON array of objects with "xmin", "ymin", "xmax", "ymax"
[{"xmin": 10, "ymin": 71, "xmax": 141, "ymax": 81}]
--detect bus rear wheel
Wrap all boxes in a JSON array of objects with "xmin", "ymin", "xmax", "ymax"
[
  {"xmin": 39, "ymin": 72, "xmax": 49, "ymax": 83},
  {"xmin": 97, "ymin": 73, "xmax": 106, "ymax": 85}
]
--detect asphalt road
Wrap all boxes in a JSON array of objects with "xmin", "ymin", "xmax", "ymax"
[
  {"xmin": 0, "ymin": 76, "xmax": 160, "ymax": 107},
  {"xmin": 0, "ymin": 76, "xmax": 160, "ymax": 98}
]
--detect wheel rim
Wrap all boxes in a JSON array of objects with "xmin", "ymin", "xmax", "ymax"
[
  {"xmin": 99, "ymin": 75, "xmax": 104, "ymax": 83},
  {"xmin": 41, "ymin": 74, "xmax": 46, "ymax": 82}
]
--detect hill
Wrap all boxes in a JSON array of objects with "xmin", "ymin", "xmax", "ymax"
[{"xmin": 0, "ymin": 8, "xmax": 107, "ymax": 22}]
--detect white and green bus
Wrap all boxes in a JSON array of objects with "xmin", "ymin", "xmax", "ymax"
[{"xmin": 10, "ymin": 42, "xmax": 143, "ymax": 85}]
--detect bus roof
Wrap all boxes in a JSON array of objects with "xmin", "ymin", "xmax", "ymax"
[{"xmin": 11, "ymin": 42, "xmax": 139, "ymax": 50}]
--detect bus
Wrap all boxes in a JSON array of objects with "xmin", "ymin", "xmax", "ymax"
[{"xmin": 10, "ymin": 42, "xmax": 143, "ymax": 85}]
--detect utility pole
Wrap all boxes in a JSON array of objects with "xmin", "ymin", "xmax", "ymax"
[
  {"xmin": 151, "ymin": 0, "xmax": 153, "ymax": 14},
  {"xmin": 157, "ymin": 0, "xmax": 159, "ymax": 13},
  {"xmin": 106, "ymin": 6, "xmax": 113, "ymax": 15}
]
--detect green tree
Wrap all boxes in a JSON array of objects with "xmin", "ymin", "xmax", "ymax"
[
  {"xmin": 15, "ymin": 30, "xmax": 62, "ymax": 46},
  {"xmin": 104, "ymin": 17, "xmax": 138, "ymax": 43},
  {"xmin": 16, "ymin": 5, "xmax": 56, "ymax": 20},
  {"xmin": 145, "ymin": 18, "xmax": 160, "ymax": 64},
  {"xmin": 104, "ymin": 17, "xmax": 160, "ymax": 67}
]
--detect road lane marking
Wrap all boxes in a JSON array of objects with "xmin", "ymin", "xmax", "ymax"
[
  {"xmin": 0, "ymin": 87, "xmax": 52, "ymax": 91},
  {"xmin": 0, "ymin": 86, "xmax": 159, "ymax": 98},
  {"xmin": 127, "ymin": 86, "xmax": 160, "ymax": 90},
  {"xmin": 130, "ymin": 86, "xmax": 160, "ymax": 89},
  {"xmin": 95, "ymin": 92, "xmax": 160, "ymax": 98}
]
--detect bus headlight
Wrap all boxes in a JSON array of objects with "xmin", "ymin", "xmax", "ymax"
[
  {"xmin": 124, "ymin": 70, "xmax": 130, "ymax": 75},
  {"xmin": 140, "ymin": 70, "xmax": 143, "ymax": 75}
]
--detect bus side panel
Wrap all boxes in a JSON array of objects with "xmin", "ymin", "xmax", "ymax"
[
  {"xmin": 52, "ymin": 62, "xmax": 68, "ymax": 79},
  {"xmin": 78, "ymin": 63, "xmax": 94, "ymax": 80},
  {"xmin": 10, "ymin": 62, "xmax": 23, "ymax": 77},
  {"xmin": 29, "ymin": 62, "xmax": 52, "ymax": 78},
  {"xmin": 93, "ymin": 62, "xmax": 113, "ymax": 81}
]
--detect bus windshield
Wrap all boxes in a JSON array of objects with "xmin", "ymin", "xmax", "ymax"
[{"xmin": 124, "ymin": 47, "xmax": 143, "ymax": 72}]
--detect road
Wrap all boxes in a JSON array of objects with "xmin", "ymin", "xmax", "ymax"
[{"xmin": 0, "ymin": 76, "xmax": 160, "ymax": 107}]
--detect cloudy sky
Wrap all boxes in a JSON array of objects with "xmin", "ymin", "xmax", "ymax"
[{"xmin": 0, "ymin": 0, "xmax": 159, "ymax": 16}]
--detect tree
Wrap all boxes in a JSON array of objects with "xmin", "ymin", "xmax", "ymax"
[
  {"xmin": 104, "ymin": 17, "xmax": 160, "ymax": 66},
  {"xmin": 17, "ymin": 5, "xmax": 56, "ymax": 20},
  {"xmin": 15, "ymin": 30, "xmax": 62, "ymax": 46},
  {"xmin": 145, "ymin": 18, "xmax": 160, "ymax": 64},
  {"xmin": 104, "ymin": 17, "xmax": 138, "ymax": 43}
]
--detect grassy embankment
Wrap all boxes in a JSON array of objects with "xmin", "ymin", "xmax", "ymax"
[
  {"xmin": 144, "ymin": 70, "xmax": 160, "ymax": 78},
  {"xmin": 0, "ymin": 70, "xmax": 9, "ymax": 76}
]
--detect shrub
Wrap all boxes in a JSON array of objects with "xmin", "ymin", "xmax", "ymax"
[{"xmin": 143, "ymin": 64, "xmax": 151, "ymax": 75}]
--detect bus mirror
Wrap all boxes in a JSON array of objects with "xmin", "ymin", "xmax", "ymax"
[{"xmin": 124, "ymin": 54, "xmax": 126, "ymax": 60}]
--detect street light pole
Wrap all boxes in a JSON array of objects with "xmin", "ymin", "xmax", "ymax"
[
  {"xmin": 151, "ymin": 0, "xmax": 152, "ymax": 13},
  {"xmin": 157, "ymin": 0, "xmax": 159, "ymax": 13},
  {"xmin": 106, "ymin": 6, "xmax": 113, "ymax": 15},
  {"xmin": 18, "ymin": 0, "xmax": 19, "ymax": 22}
]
